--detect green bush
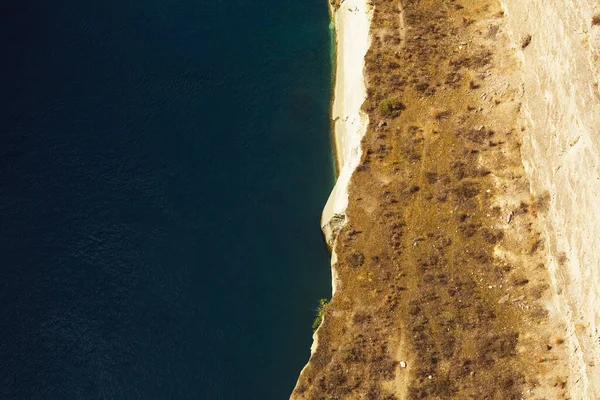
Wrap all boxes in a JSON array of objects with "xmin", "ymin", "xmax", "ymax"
[
  {"xmin": 379, "ymin": 98, "xmax": 405, "ymax": 117},
  {"xmin": 312, "ymin": 298, "xmax": 329, "ymax": 332}
]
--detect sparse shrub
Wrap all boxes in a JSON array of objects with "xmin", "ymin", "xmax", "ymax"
[
  {"xmin": 342, "ymin": 346, "xmax": 363, "ymax": 362},
  {"xmin": 434, "ymin": 110, "xmax": 451, "ymax": 120},
  {"xmin": 529, "ymin": 283, "xmax": 549, "ymax": 300},
  {"xmin": 329, "ymin": 0, "xmax": 341, "ymax": 10},
  {"xmin": 312, "ymin": 298, "xmax": 329, "ymax": 332},
  {"xmin": 481, "ymin": 227, "xmax": 504, "ymax": 244},
  {"xmin": 593, "ymin": 14, "xmax": 600, "ymax": 26},
  {"xmin": 326, "ymin": 364, "xmax": 347, "ymax": 388},
  {"xmin": 347, "ymin": 252, "xmax": 365, "ymax": 268},
  {"xmin": 428, "ymin": 377, "xmax": 458, "ymax": 397},
  {"xmin": 511, "ymin": 274, "xmax": 529, "ymax": 286},
  {"xmin": 378, "ymin": 98, "xmax": 405, "ymax": 117},
  {"xmin": 466, "ymin": 126, "xmax": 494, "ymax": 143},
  {"xmin": 477, "ymin": 331, "xmax": 519, "ymax": 359},
  {"xmin": 353, "ymin": 312, "xmax": 371, "ymax": 325},
  {"xmin": 415, "ymin": 82, "xmax": 429, "ymax": 93},
  {"xmin": 532, "ymin": 191, "xmax": 551, "ymax": 213},
  {"xmin": 453, "ymin": 181, "xmax": 481, "ymax": 201},
  {"xmin": 520, "ymin": 34, "xmax": 532, "ymax": 49},
  {"xmin": 370, "ymin": 358, "xmax": 398, "ymax": 380},
  {"xmin": 366, "ymin": 385, "xmax": 382, "ymax": 400},
  {"xmin": 425, "ymin": 171, "xmax": 438, "ymax": 184},
  {"xmin": 405, "ymin": 184, "xmax": 420, "ymax": 194},
  {"xmin": 469, "ymin": 50, "xmax": 493, "ymax": 68},
  {"xmin": 557, "ymin": 252, "xmax": 568, "ymax": 265},
  {"xmin": 528, "ymin": 238, "xmax": 543, "ymax": 254}
]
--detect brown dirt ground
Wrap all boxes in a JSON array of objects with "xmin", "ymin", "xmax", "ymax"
[{"xmin": 292, "ymin": 0, "xmax": 572, "ymax": 399}]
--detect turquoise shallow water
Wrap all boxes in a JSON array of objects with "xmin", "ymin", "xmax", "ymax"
[{"xmin": 0, "ymin": 0, "xmax": 333, "ymax": 398}]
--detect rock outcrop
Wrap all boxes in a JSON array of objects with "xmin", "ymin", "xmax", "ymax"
[{"xmin": 502, "ymin": 0, "xmax": 600, "ymax": 397}]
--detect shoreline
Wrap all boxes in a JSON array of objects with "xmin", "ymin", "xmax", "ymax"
[
  {"xmin": 321, "ymin": 0, "xmax": 372, "ymax": 251},
  {"xmin": 290, "ymin": 0, "xmax": 372, "ymax": 396}
]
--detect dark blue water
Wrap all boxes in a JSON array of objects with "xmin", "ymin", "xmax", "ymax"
[{"xmin": 0, "ymin": 0, "xmax": 333, "ymax": 398}]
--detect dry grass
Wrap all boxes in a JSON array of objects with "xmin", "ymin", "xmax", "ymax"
[{"xmin": 292, "ymin": 0, "xmax": 569, "ymax": 398}]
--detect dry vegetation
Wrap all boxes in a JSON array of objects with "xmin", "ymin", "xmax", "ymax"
[{"xmin": 292, "ymin": 0, "xmax": 570, "ymax": 398}]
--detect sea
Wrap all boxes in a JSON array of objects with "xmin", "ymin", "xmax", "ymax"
[{"xmin": 0, "ymin": 0, "xmax": 334, "ymax": 398}]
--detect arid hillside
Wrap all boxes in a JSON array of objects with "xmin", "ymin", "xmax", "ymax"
[{"xmin": 290, "ymin": 0, "xmax": 593, "ymax": 398}]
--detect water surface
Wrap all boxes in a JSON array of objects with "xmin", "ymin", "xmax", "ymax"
[{"xmin": 0, "ymin": 0, "xmax": 333, "ymax": 398}]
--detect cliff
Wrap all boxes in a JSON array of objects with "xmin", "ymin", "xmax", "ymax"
[{"xmin": 293, "ymin": 0, "xmax": 600, "ymax": 398}]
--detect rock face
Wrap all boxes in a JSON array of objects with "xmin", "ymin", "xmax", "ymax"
[{"xmin": 501, "ymin": 1, "xmax": 600, "ymax": 397}]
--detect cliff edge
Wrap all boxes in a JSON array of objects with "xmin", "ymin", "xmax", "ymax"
[
  {"xmin": 501, "ymin": 0, "xmax": 600, "ymax": 397},
  {"xmin": 293, "ymin": 0, "xmax": 600, "ymax": 398}
]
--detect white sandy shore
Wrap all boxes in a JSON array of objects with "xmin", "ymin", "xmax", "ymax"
[
  {"xmin": 321, "ymin": 0, "xmax": 372, "ymax": 255},
  {"xmin": 293, "ymin": 4, "xmax": 372, "ymax": 390},
  {"xmin": 293, "ymin": 3, "xmax": 372, "ymax": 387}
]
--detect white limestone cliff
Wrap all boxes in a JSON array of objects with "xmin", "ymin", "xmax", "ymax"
[{"xmin": 501, "ymin": 1, "xmax": 600, "ymax": 396}]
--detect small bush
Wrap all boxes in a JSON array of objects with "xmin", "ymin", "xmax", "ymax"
[
  {"xmin": 347, "ymin": 252, "xmax": 365, "ymax": 268},
  {"xmin": 520, "ymin": 34, "xmax": 532, "ymax": 49},
  {"xmin": 312, "ymin": 298, "xmax": 329, "ymax": 332},
  {"xmin": 593, "ymin": 14, "xmax": 600, "ymax": 26},
  {"xmin": 378, "ymin": 98, "xmax": 405, "ymax": 117}
]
